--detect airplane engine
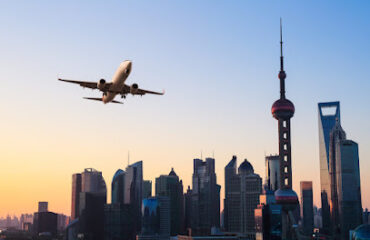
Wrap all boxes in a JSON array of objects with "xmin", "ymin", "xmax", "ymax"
[
  {"xmin": 98, "ymin": 79, "xmax": 106, "ymax": 90},
  {"xmin": 130, "ymin": 83, "xmax": 139, "ymax": 94}
]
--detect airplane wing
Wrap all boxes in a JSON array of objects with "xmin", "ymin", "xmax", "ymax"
[
  {"xmin": 58, "ymin": 78, "xmax": 112, "ymax": 91},
  {"xmin": 121, "ymin": 84, "xmax": 164, "ymax": 96},
  {"xmin": 83, "ymin": 97, "xmax": 123, "ymax": 104}
]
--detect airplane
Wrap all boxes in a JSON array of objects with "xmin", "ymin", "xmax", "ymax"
[{"xmin": 58, "ymin": 60, "xmax": 164, "ymax": 104}]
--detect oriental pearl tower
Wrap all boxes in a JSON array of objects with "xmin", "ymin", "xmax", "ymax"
[{"xmin": 271, "ymin": 20, "xmax": 299, "ymax": 239}]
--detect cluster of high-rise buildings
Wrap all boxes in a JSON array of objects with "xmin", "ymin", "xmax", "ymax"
[{"xmin": 1, "ymin": 24, "xmax": 368, "ymax": 240}]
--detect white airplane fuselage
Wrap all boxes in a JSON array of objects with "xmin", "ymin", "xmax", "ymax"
[{"xmin": 103, "ymin": 60, "xmax": 132, "ymax": 103}]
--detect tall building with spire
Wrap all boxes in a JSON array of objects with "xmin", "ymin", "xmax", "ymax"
[{"xmin": 271, "ymin": 20, "xmax": 299, "ymax": 239}]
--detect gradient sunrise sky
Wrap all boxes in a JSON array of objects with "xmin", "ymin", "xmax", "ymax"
[{"xmin": 1, "ymin": 1, "xmax": 369, "ymax": 217}]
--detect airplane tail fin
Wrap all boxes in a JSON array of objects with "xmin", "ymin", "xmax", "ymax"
[{"xmin": 83, "ymin": 97, "xmax": 123, "ymax": 104}]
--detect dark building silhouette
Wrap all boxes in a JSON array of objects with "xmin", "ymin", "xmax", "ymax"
[
  {"xmin": 138, "ymin": 196, "xmax": 170, "ymax": 240},
  {"xmin": 104, "ymin": 203, "xmax": 135, "ymax": 240},
  {"xmin": 300, "ymin": 181, "xmax": 314, "ymax": 235},
  {"xmin": 224, "ymin": 156, "xmax": 262, "ymax": 237},
  {"xmin": 190, "ymin": 158, "xmax": 220, "ymax": 235},
  {"xmin": 33, "ymin": 212, "xmax": 58, "ymax": 237},
  {"xmin": 111, "ymin": 169, "xmax": 125, "ymax": 204},
  {"xmin": 155, "ymin": 168, "xmax": 185, "ymax": 236},
  {"xmin": 184, "ymin": 186, "xmax": 193, "ymax": 234},
  {"xmin": 143, "ymin": 180, "xmax": 152, "ymax": 199},
  {"xmin": 224, "ymin": 155, "xmax": 237, "ymax": 232},
  {"xmin": 79, "ymin": 192, "xmax": 106, "ymax": 240}
]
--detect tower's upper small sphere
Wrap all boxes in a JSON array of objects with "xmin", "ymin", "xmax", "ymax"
[
  {"xmin": 271, "ymin": 98, "xmax": 295, "ymax": 120},
  {"xmin": 274, "ymin": 188, "xmax": 298, "ymax": 211}
]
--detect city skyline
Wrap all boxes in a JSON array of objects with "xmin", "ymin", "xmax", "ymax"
[{"xmin": 1, "ymin": 0, "xmax": 370, "ymax": 219}]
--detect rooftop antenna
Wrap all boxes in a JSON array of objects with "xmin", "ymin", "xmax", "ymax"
[
  {"xmin": 128, "ymin": 151, "xmax": 130, "ymax": 166},
  {"xmin": 212, "ymin": 150, "xmax": 215, "ymax": 158},
  {"xmin": 279, "ymin": 17, "xmax": 286, "ymax": 99}
]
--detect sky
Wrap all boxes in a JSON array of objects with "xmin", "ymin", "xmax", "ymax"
[{"xmin": 0, "ymin": 1, "xmax": 369, "ymax": 217}]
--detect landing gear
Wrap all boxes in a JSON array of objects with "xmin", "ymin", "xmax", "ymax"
[{"xmin": 121, "ymin": 94, "xmax": 126, "ymax": 99}]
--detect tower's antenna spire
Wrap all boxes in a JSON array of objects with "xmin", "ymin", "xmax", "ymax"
[
  {"xmin": 280, "ymin": 18, "xmax": 284, "ymax": 71},
  {"xmin": 279, "ymin": 18, "xmax": 286, "ymax": 99}
]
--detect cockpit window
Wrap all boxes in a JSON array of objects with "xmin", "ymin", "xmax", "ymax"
[{"xmin": 125, "ymin": 68, "xmax": 130, "ymax": 74}]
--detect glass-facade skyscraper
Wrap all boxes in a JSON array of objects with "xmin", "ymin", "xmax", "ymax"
[
  {"xmin": 111, "ymin": 169, "xmax": 125, "ymax": 204},
  {"xmin": 155, "ymin": 168, "xmax": 184, "ymax": 236},
  {"xmin": 318, "ymin": 101, "xmax": 340, "ymax": 233}
]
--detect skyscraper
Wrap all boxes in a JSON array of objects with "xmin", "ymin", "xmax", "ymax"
[
  {"xmin": 138, "ymin": 196, "xmax": 170, "ymax": 240},
  {"xmin": 265, "ymin": 155, "xmax": 280, "ymax": 191},
  {"xmin": 271, "ymin": 20, "xmax": 299, "ymax": 239},
  {"xmin": 38, "ymin": 202, "xmax": 48, "ymax": 213},
  {"xmin": 124, "ymin": 161, "xmax": 143, "ymax": 234},
  {"xmin": 111, "ymin": 169, "xmax": 125, "ymax": 204},
  {"xmin": 224, "ymin": 156, "xmax": 237, "ymax": 232},
  {"xmin": 318, "ymin": 101, "xmax": 340, "ymax": 232},
  {"xmin": 224, "ymin": 157, "xmax": 262, "ymax": 236},
  {"xmin": 331, "ymin": 122, "xmax": 362, "ymax": 239},
  {"xmin": 155, "ymin": 168, "xmax": 184, "ymax": 236},
  {"xmin": 71, "ymin": 173, "xmax": 82, "ymax": 220},
  {"xmin": 143, "ymin": 180, "xmax": 152, "ymax": 199},
  {"xmin": 69, "ymin": 168, "xmax": 107, "ymax": 240},
  {"xmin": 191, "ymin": 158, "xmax": 220, "ymax": 235},
  {"xmin": 300, "ymin": 181, "xmax": 314, "ymax": 235}
]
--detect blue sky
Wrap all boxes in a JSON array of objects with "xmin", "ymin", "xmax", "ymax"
[{"xmin": 0, "ymin": 1, "xmax": 369, "ymax": 216}]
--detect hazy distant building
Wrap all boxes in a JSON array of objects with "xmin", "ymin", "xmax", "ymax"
[
  {"xmin": 57, "ymin": 214, "xmax": 69, "ymax": 232},
  {"xmin": 190, "ymin": 158, "xmax": 220, "ymax": 235},
  {"xmin": 224, "ymin": 156, "xmax": 262, "ymax": 236},
  {"xmin": 265, "ymin": 155, "xmax": 280, "ymax": 191},
  {"xmin": 318, "ymin": 101, "xmax": 340, "ymax": 232},
  {"xmin": 300, "ymin": 181, "xmax": 314, "ymax": 235},
  {"xmin": 124, "ymin": 161, "xmax": 143, "ymax": 234},
  {"xmin": 143, "ymin": 180, "xmax": 152, "ymax": 199},
  {"xmin": 138, "ymin": 196, "xmax": 170, "ymax": 240},
  {"xmin": 20, "ymin": 214, "xmax": 33, "ymax": 231},
  {"xmin": 111, "ymin": 169, "xmax": 125, "ymax": 204},
  {"xmin": 38, "ymin": 202, "xmax": 48, "ymax": 213},
  {"xmin": 155, "ymin": 168, "xmax": 184, "ymax": 236}
]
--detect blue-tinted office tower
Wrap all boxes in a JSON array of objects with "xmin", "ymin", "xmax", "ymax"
[
  {"xmin": 112, "ymin": 169, "xmax": 125, "ymax": 204},
  {"xmin": 318, "ymin": 101, "xmax": 340, "ymax": 233}
]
